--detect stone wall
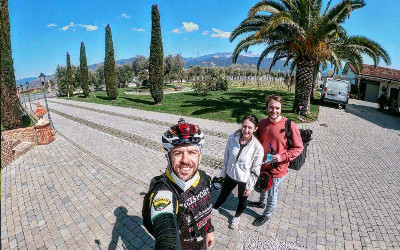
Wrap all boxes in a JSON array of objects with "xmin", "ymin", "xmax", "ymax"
[
  {"xmin": 2, "ymin": 127, "xmax": 37, "ymax": 144},
  {"xmin": 1, "ymin": 127, "xmax": 38, "ymax": 168}
]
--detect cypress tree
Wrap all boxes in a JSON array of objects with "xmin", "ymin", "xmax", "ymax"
[
  {"xmin": 104, "ymin": 24, "xmax": 117, "ymax": 100},
  {"xmin": 80, "ymin": 42, "xmax": 89, "ymax": 97},
  {"xmin": 66, "ymin": 52, "xmax": 73, "ymax": 98},
  {"xmin": 149, "ymin": 4, "xmax": 164, "ymax": 104},
  {"xmin": 0, "ymin": 0, "xmax": 22, "ymax": 129}
]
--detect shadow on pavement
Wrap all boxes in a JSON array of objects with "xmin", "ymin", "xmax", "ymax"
[
  {"xmin": 104, "ymin": 206, "xmax": 153, "ymax": 250},
  {"xmin": 345, "ymin": 102, "xmax": 400, "ymax": 131},
  {"xmin": 211, "ymin": 186, "xmax": 262, "ymax": 221}
]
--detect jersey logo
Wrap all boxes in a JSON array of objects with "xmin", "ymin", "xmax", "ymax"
[{"xmin": 153, "ymin": 198, "xmax": 171, "ymax": 211}]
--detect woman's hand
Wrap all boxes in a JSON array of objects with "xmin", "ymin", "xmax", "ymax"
[{"xmin": 243, "ymin": 189, "xmax": 251, "ymax": 196}]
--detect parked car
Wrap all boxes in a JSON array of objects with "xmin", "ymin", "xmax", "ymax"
[{"xmin": 320, "ymin": 78, "xmax": 351, "ymax": 109}]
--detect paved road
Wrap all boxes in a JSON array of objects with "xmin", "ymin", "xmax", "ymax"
[{"xmin": 1, "ymin": 98, "xmax": 399, "ymax": 249}]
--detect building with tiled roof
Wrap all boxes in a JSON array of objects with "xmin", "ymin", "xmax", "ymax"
[{"xmin": 342, "ymin": 63, "xmax": 400, "ymax": 103}]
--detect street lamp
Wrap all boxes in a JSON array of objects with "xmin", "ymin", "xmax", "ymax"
[
  {"xmin": 39, "ymin": 73, "xmax": 54, "ymax": 130},
  {"xmin": 17, "ymin": 86, "xmax": 21, "ymax": 104},
  {"xmin": 26, "ymin": 82, "xmax": 33, "ymax": 113},
  {"xmin": 21, "ymin": 85, "xmax": 28, "ymax": 109}
]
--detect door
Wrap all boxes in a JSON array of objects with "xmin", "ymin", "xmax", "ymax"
[
  {"xmin": 364, "ymin": 82, "xmax": 380, "ymax": 102},
  {"xmin": 389, "ymin": 88, "xmax": 399, "ymax": 100}
]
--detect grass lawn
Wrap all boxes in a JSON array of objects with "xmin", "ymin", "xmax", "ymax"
[{"xmin": 62, "ymin": 86, "xmax": 319, "ymax": 124}]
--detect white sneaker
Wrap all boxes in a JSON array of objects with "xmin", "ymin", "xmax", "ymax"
[{"xmin": 229, "ymin": 217, "xmax": 240, "ymax": 229}]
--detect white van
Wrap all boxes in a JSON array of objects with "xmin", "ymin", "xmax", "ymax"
[{"xmin": 320, "ymin": 78, "xmax": 350, "ymax": 109}]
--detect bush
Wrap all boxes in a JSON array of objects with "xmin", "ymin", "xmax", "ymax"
[
  {"xmin": 377, "ymin": 94, "xmax": 388, "ymax": 110},
  {"xmin": 192, "ymin": 76, "xmax": 229, "ymax": 96},
  {"xmin": 350, "ymin": 84, "xmax": 359, "ymax": 96},
  {"xmin": 388, "ymin": 98, "xmax": 399, "ymax": 113},
  {"xmin": 215, "ymin": 77, "xmax": 229, "ymax": 91},
  {"xmin": 192, "ymin": 78, "xmax": 211, "ymax": 96}
]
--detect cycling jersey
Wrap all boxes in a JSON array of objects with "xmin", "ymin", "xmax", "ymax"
[{"xmin": 150, "ymin": 168, "xmax": 213, "ymax": 250}]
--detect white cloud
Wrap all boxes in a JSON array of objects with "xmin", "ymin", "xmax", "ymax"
[
  {"xmin": 211, "ymin": 28, "xmax": 230, "ymax": 39},
  {"xmin": 60, "ymin": 22, "xmax": 98, "ymax": 32},
  {"xmin": 132, "ymin": 27, "xmax": 145, "ymax": 32},
  {"xmin": 182, "ymin": 22, "xmax": 199, "ymax": 32},
  {"xmin": 172, "ymin": 22, "xmax": 199, "ymax": 33},
  {"xmin": 81, "ymin": 24, "xmax": 98, "ymax": 31},
  {"xmin": 183, "ymin": 37, "xmax": 188, "ymax": 40},
  {"xmin": 202, "ymin": 30, "xmax": 209, "ymax": 35},
  {"xmin": 47, "ymin": 23, "xmax": 57, "ymax": 27},
  {"xmin": 60, "ymin": 22, "xmax": 74, "ymax": 31},
  {"xmin": 122, "ymin": 13, "xmax": 131, "ymax": 19}
]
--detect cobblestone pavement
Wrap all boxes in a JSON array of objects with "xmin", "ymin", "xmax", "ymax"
[{"xmin": 2, "ymin": 98, "xmax": 399, "ymax": 249}]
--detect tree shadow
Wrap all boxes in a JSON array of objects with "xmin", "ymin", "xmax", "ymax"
[
  {"xmin": 100, "ymin": 206, "xmax": 154, "ymax": 250},
  {"xmin": 121, "ymin": 97, "xmax": 155, "ymax": 105},
  {"xmin": 182, "ymin": 90, "xmax": 295, "ymax": 123},
  {"xmin": 211, "ymin": 185, "xmax": 260, "ymax": 221},
  {"xmin": 96, "ymin": 95, "xmax": 113, "ymax": 101}
]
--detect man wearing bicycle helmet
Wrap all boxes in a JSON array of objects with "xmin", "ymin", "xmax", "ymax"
[{"xmin": 148, "ymin": 118, "xmax": 215, "ymax": 250}]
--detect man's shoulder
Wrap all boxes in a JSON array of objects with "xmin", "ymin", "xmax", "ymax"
[
  {"xmin": 198, "ymin": 170, "xmax": 211, "ymax": 183},
  {"xmin": 260, "ymin": 117, "xmax": 269, "ymax": 124}
]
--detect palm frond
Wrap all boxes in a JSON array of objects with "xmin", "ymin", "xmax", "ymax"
[
  {"xmin": 230, "ymin": 16, "xmax": 270, "ymax": 42},
  {"xmin": 248, "ymin": 0, "xmax": 286, "ymax": 18}
]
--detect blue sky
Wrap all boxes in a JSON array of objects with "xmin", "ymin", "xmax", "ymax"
[{"xmin": 9, "ymin": 0, "xmax": 400, "ymax": 80}]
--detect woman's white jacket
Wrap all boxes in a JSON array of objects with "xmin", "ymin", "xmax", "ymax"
[{"xmin": 220, "ymin": 132, "xmax": 264, "ymax": 190}]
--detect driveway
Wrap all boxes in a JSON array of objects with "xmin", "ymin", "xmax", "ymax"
[{"xmin": 1, "ymin": 98, "xmax": 399, "ymax": 249}]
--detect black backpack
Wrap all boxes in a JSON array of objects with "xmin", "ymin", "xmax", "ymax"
[
  {"xmin": 142, "ymin": 171, "xmax": 210, "ymax": 238},
  {"xmin": 285, "ymin": 119, "xmax": 313, "ymax": 170}
]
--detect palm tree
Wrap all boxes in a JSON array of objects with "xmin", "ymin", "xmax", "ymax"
[{"xmin": 230, "ymin": 0, "xmax": 390, "ymax": 114}]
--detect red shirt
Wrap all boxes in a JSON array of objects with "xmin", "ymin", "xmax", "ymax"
[{"xmin": 258, "ymin": 116, "xmax": 304, "ymax": 177}]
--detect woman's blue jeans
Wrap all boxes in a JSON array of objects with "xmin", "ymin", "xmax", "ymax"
[{"xmin": 259, "ymin": 175, "xmax": 286, "ymax": 217}]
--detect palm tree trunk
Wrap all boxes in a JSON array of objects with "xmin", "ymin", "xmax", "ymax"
[
  {"xmin": 293, "ymin": 57, "xmax": 316, "ymax": 114},
  {"xmin": 310, "ymin": 63, "xmax": 319, "ymax": 103}
]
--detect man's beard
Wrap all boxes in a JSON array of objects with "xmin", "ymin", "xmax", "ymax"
[{"xmin": 173, "ymin": 162, "xmax": 199, "ymax": 182}]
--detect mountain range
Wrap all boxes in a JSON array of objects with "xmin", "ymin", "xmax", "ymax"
[{"xmin": 17, "ymin": 52, "xmax": 291, "ymax": 86}]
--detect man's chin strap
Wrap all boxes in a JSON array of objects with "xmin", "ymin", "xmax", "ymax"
[{"xmin": 166, "ymin": 154, "xmax": 199, "ymax": 192}]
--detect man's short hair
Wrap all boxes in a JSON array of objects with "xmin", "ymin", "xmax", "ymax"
[{"xmin": 265, "ymin": 95, "xmax": 283, "ymax": 108}]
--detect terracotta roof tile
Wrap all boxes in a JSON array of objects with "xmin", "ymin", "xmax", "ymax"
[{"xmin": 349, "ymin": 64, "xmax": 400, "ymax": 82}]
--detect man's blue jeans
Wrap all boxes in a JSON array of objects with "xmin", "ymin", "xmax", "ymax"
[{"xmin": 259, "ymin": 175, "xmax": 286, "ymax": 217}]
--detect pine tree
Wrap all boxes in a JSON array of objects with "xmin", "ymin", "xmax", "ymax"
[
  {"xmin": 66, "ymin": 52, "xmax": 73, "ymax": 98},
  {"xmin": 104, "ymin": 24, "xmax": 117, "ymax": 100},
  {"xmin": 80, "ymin": 42, "xmax": 89, "ymax": 97},
  {"xmin": 149, "ymin": 4, "xmax": 164, "ymax": 104},
  {"xmin": 0, "ymin": 0, "xmax": 22, "ymax": 129}
]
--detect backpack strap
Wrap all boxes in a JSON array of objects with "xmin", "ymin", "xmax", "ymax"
[{"xmin": 285, "ymin": 119, "xmax": 293, "ymax": 148}]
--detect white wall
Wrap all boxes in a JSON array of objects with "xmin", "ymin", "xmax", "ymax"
[{"xmin": 344, "ymin": 71, "xmax": 357, "ymax": 85}]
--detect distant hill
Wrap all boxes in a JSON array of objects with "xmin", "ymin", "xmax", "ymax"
[
  {"xmin": 18, "ymin": 52, "xmax": 291, "ymax": 85},
  {"xmin": 88, "ymin": 52, "xmax": 291, "ymax": 71},
  {"xmin": 182, "ymin": 52, "xmax": 291, "ymax": 71},
  {"xmin": 16, "ymin": 75, "xmax": 55, "ymax": 89}
]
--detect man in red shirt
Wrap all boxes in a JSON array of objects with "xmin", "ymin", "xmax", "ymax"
[{"xmin": 249, "ymin": 95, "xmax": 304, "ymax": 226}]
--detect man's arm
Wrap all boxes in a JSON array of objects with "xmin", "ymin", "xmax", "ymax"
[
  {"xmin": 151, "ymin": 190, "xmax": 182, "ymax": 250},
  {"xmin": 152, "ymin": 213, "xmax": 182, "ymax": 250}
]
